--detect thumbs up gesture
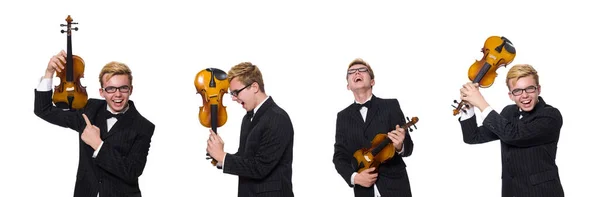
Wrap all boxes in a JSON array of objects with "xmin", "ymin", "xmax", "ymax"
[{"xmin": 82, "ymin": 114, "xmax": 102, "ymax": 150}]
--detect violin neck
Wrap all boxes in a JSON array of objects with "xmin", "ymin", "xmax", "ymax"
[
  {"xmin": 371, "ymin": 138, "xmax": 392, "ymax": 156},
  {"xmin": 472, "ymin": 62, "xmax": 491, "ymax": 83},
  {"xmin": 211, "ymin": 104, "xmax": 218, "ymax": 133},
  {"xmin": 66, "ymin": 32, "xmax": 74, "ymax": 82}
]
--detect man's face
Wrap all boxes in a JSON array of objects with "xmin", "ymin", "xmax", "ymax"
[
  {"xmin": 99, "ymin": 74, "xmax": 132, "ymax": 112},
  {"xmin": 229, "ymin": 78, "xmax": 255, "ymax": 112},
  {"xmin": 507, "ymin": 75, "xmax": 540, "ymax": 112},
  {"xmin": 347, "ymin": 64, "xmax": 374, "ymax": 91}
]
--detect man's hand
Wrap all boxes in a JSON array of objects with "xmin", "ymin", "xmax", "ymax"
[
  {"xmin": 45, "ymin": 50, "xmax": 66, "ymax": 79},
  {"xmin": 354, "ymin": 167, "xmax": 378, "ymax": 187},
  {"xmin": 206, "ymin": 129, "xmax": 225, "ymax": 163},
  {"xmin": 81, "ymin": 114, "xmax": 102, "ymax": 150},
  {"xmin": 460, "ymin": 82, "xmax": 490, "ymax": 111},
  {"xmin": 388, "ymin": 125, "xmax": 405, "ymax": 152}
]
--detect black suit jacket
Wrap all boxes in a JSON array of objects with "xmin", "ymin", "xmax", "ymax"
[
  {"xmin": 222, "ymin": 97, "xmax": 294, "ymax": 197},
  {"xmin": 460, "ymin": 96, "xmax": 564, "ymax": 197},
  {"xmin": 34, "ymin": 90, "xmax": 155, "ymax": 197},
  {"xmin": 333, "ymin": 95, "xmax": 413, "ymax": 197}
]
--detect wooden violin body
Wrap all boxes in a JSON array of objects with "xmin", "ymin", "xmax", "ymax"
[
  {"xmin": 452, "ymin": 36, "xmax": 516, "ymax": 116},
  {"xmin": 53, "ymin": 15, "xmax": 88, "ymax": 110},
  {"xmin": 195, "ymin": 68, "xmax": 229, "ymax": 166},
  {"xmin": 352, "ymin": 117, "xmax": 419, "ymax": 173},
  {"xmin": 195, "ymin": 68, "xmax": 229, "ymax": 128}
]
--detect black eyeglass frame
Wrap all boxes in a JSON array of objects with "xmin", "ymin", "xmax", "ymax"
[
  {"xmin": 511, "ymin": 85, "xmax": 538, "ymax": 96},
  {"xmin": 103, "ymin": 85, "xmax": 131, "ymax": 93},
  {"xmin": 231, "ymin": 83, "xmax": 253, "ymax": 97},
  {"xmin": 347, "ymin": 67, "xmax": 369, "ymax": 75}
]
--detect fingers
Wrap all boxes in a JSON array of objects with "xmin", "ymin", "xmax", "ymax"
[
  {"xmin": 49, "ymin": 55, "xmax": 65, "ymax": 73},
  {"xmin": 388, "ymin": 132, "xmax": 399, "ymax": 143},
  {"xmin": 82, "ymin": 114, "xmax": 91, "ymax": 126},
  {"xmin": 216, "ymin": 134, "xmax": 224, "ymax": 144}
]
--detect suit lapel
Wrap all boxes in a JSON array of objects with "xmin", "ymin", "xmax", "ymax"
[
  {"xmin": 350, "ymin": 109, "xmax": 364, "ymax": 124},
  {"xmin": 96, "ymin": 113, "xmax": 109, "ymax": 139},
  {"xmin": 248, "ymin": 97, "xmax": 274, "ymax": 129},
  {"xmin": 364, "ymin": 97, "xmax": 379, "ymax": 129}
]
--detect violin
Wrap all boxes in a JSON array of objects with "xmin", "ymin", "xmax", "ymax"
[
  {"xmin": 195, "ymin": 68, "xmax": 229, "ymax": 166},
  {"xmin": 352, "ymin": 117, "xmax": 418, "ymax": 173},
  {"xmin": 52, "ymin": 15, "xmax": 88, "ymax": 110},
  {"xmin": 452, "ymin": 36, "xmax": 516, "ymax": 115}
]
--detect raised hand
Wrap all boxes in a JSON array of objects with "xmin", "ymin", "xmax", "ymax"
[{"xmin": 45, "ymin": 50, "xmax": 67, "ymax": 78}]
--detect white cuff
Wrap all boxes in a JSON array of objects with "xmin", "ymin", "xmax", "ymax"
[
  {"xmin": 350, "ymin": 172, "xmax": 357, "ymax": 186},
  {"xmin": 92, "ymin": 141, "xmax": 104, "ymax": 158},
  {"xmin": 481, "ymin": 106, "xmax": 493, "ymax": 120},
  {"xmin": 37, "ymin": 77, "xmax": 53, "ymax": 91},
  {"xmin": 396, "ymin": 143, "xmax": 405, "ymax": 155}
]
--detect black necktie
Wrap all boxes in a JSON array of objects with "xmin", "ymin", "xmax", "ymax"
[{"xmin": 354, "ymin": 100, "xmax": 371, "ymax": 110}]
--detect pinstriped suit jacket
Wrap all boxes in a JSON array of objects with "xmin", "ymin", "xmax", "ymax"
[
  {"xmin": 222, "ymin": 97, "xmax": 294, "ymax": 197},
  {"xmin": 333, "ymin": 95, "xmax": 413, "ymax": 197},
  {"xmin": 460, "ymin": 96, "xmax": 564, "ymax": 197},
  {"xmin": 34, "ymin": 90, "xmax": 155, "ymax": 197}
]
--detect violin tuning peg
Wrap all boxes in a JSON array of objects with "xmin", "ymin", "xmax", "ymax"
[
  {"xmin": 60, "ymin": 24, "xmax": 66, "ymax": 27},
  {"xmin": 451, "ymin": 105, "xmax": 457, "ymax": 108},
  {"xmin": 61, "ymin": 30, "xmax": 66, "ymax": 33},
  {"xmin": 72, "ymin": 27, "xmax": 79, "ymax": 31},
  {"xmin": 414, "ymin": 125, "xmax": 417, "ymax": 130}
]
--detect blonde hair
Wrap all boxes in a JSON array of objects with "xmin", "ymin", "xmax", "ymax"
[
  {"xmin": 227, "ymin": 62, "xmax": 265, "ymax": 92},
  {"xmin": 505, "ymin": 64, "xmax": 539, "ymax": 88},
  {"xmin": 98, "ymin": 61, "xmax": 132, "ymax": 87},
  {"xmin": 346, "ymin": 58, "xmax": 375, "ymax": 80}
]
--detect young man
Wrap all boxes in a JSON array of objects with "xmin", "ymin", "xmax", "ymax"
[
  {"xmin": 206, "ymin": 62, "xmax": 294, "ymax": 197},
  {"xmin": 34, "ymin": 50, "xmax": 155, "ymax": 197},
  {"xmin": 458, "ymin": 64, "xmax": 564, "ymax": 197},
  {"xmin": 333, "ymin": 58, "xmax": 414, "ymax": 197}
]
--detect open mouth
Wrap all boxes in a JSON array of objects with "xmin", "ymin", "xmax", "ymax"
[
  {"xmin": 354, "ymin": 78, "xmax": 363, "ymax": 82},
  {"xmin": 112, "ymin": 99, "xmax": 124, "ymax": 107},
  {"xmin": 520, "ymin": 99, "xmax": 532, "ymax": 108}
]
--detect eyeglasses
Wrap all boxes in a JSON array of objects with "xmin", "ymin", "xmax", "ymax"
[
  {"xmin": 231, "ymin": 83, "xmax": 252, "ymax": 97},
  {"xmin": 103, "ymin": 85, "xmax": 131, "ymax": 93},
  {"xmin": 511, "ymin": 85, "xmax": 537, "ymax": 96},
  {"xmin": 347, "ymin": 67, "xmax": 369, "ymax": 75}
]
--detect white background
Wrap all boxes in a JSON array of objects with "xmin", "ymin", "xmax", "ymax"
[{"xmin": 1, "ymin": 0, "xmax": 598, "ymax": 196}]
